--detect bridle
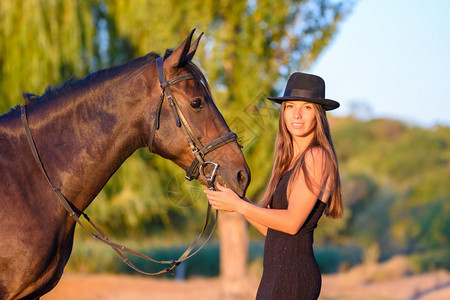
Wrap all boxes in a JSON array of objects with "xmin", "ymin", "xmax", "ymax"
[
  {"xmin": 149, "ymin": 56, "xmax": 238, "ymax": 184},
  {"xmin": 19, "ymin": 56, "xmax": 239, "ymax": 276}
]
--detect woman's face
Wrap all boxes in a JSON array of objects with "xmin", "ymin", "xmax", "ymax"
[{"xmin": 283, "ymin": 101, "xmax": 317, "ymax": 140}]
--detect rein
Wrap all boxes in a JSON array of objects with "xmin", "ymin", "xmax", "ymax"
[{"xmin": 19, "ymin": 56, "xmax": 238, "ymax": 276}]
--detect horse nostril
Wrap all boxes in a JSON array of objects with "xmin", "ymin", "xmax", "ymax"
[{"xmin": 237, "ymin": 170, "xmax": 249, "ymax": 189}]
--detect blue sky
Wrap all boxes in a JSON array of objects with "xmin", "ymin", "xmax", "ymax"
[{"xmin": 309, "ymin": 0, "xmax": 450, "ymax": 127}]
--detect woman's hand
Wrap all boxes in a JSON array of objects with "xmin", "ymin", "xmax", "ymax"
[
  {"xmin": 204, "ymin": 183, "xmax": 243, "ymax": 212},
  {"xmin": 206, "ymin": 183, "xmax": 268, "ymax": 236}
]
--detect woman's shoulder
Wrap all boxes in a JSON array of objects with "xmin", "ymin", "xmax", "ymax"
[
  {"xmin": 287, "ymin": 146, "xmax": 327, "ymax": 171},
  {"xmin": 304, "ymin": 146, "xmax": 328, "ymax": 165}
]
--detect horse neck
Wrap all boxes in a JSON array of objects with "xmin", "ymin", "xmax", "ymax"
[{"xmin": 24, "ymin": 70, "xmax": 156, "ymax": 212}]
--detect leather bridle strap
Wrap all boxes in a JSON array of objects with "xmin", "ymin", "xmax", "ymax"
[
  {"xmin": 151, "ymin": 56, "xmax": 238, "ymax": 183},
  {"xmin": 147, "ymin": 73, "xmax": 192, "ymax": 153},
  {"xmin": 185, "ymin": 131, "xmax": 237, "ymax": 180},
  {"xmin": 149, "ymin": 57, "xmax": 204, "ymax": 155},
  {"xmin": 20, "ymin": 104, "xmax": 217, "ymax": 276}
]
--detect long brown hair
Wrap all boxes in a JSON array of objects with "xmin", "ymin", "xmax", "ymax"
[{"xmin": 261, "ymin": 102, "xmax": 342, "ymax": 218}]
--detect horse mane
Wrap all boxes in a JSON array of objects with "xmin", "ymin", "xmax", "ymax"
[
  {"xmin": 1, "ymin": 52, "xmax": 160, "ymax": 119},
  {"xmin": 1, "ymin": 50, "xmax": 212, "ymax": 120}
]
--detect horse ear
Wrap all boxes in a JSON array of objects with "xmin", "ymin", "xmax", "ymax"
[
  {"xmin": 165, "ymin": 29, "xmax": 196, "ymax": 68},
  {"xmin": 184, "ymin": 32, "xmax": 203, "ymax": 63}
]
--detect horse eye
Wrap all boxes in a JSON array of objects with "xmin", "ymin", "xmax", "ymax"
[{"xmin": 190, "ymin": 98, "xmax": 203, "ymax": 109}]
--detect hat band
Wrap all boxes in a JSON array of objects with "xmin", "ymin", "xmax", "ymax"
[{"xmin": 285, "ymin": 89, "xmax": 322, "ymax": 99}]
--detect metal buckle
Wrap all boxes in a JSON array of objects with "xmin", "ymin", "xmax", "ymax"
[
  {"xmin": 191, "ymin": 147, "xmax": 200, "ymax": 154},
  {"xmin": 199, "ymin": 161, "xmax": 219, "ymax": 188}
]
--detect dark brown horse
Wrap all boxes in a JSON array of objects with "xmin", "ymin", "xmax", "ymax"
[{"xmin": 0, "ymin": 30, "xmax": 250, "ymax": 299}]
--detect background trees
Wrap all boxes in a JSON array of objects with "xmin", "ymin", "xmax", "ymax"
[
  {"xmin": 1, "ymin": 0, "xmax": 448, "ymax": 287},
  {"xmin": 320, "ymin": 116, "xmax": 450, "ymax": 270}
]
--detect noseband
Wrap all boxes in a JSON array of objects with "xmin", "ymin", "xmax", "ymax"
[
  {"xmin": 19, "ymin": 56, "xmax": 240, "ymax": 276},
  {"xmin": 149, "ymin": 56, "xmax": 238, "ymax": 187}
]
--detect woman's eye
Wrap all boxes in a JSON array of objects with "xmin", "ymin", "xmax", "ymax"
[{"xmin": 190, "ymin": 98, "xmax": 203, "ymax": 109}]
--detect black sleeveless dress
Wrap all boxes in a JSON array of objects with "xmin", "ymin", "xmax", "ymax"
[{"xmin": 256, "ymin": 169, "xmax": 326, "ymax": 300}]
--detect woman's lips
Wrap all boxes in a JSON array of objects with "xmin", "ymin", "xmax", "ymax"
[{"xmin": 291, "ymin": 122, "xmax": 304, "ymax": 129}]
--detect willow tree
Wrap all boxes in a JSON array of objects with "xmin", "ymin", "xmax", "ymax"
[{"xmin": 0, "ymin": 0, "xmax": 95, "ymax": 112}]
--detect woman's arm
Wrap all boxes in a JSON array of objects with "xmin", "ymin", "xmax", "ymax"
[
  {"xmin": 206, "ymin": 148, "xmax": 327, "ymax": 235},
  {"xmin": 209, "ymin": 184, "xmax": 317, "ymax": 235},
  {"xmin": 240, "ymin": 198, "xmax": 268, "ymax": 236}
]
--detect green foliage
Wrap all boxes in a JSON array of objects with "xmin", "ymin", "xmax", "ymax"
[
  {"xmin": 315, "ymin": 244, "xmax": 363, "ymax": 273},
  {"xmin": 67, "ymin": 237, "xmax": 221, "ymax": 277},
  {"xmin": 410, "ymin": 249, "xmax": 450, "ymax": 272},
  {"xmin": 68, "ymin": 240, "xmax": 270, "ymax": 278},
  {"xmin": 318, "ymin": 116, "xmax": 450, "ymax": 269},
  {"xmin": 0, "ymin": 0, "xmax": 95, "ymax": 112}
]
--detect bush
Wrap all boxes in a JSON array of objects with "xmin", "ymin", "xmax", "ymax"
[
  {"xmin": 314, "ymin": 244, "xmax": 363, "ymax": 273},
  {"xmin": 410, "ymin": 249, "xmax": 450, "ymax": 272},
  {"xmin": 68, "ymin": 239, "xmax": 365, "ymax": 276},
  {"xmin": 113, "ymin": 243, "xmax": 221, "ymax": 279},
  {"xmin": 68, "ymin": 239, "xmax": 269, "ymax": 278}
]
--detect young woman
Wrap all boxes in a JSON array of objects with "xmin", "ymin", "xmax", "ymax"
[{"xmin": 205, "ymin": 72, "xmax": 343, "ymax": 300}]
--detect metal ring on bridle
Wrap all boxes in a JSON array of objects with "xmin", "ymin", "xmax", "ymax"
[{"xmin": 199, "ymin": 161, "xmax": 219, "ymax": 183}]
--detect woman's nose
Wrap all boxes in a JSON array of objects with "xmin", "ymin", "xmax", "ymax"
[{"xmin": 294, "ymin": 108, "xmax": 302, "ymax": 119}]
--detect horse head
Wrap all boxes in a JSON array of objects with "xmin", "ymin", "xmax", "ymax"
[{"xmin": 146, "ymin": 29, "xmax": 250, "ymax": 197}]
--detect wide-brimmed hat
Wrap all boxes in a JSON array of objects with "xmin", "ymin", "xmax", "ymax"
[{"xmin": 267, "ymin": 72, "xmax": 340, "ymax": 111}]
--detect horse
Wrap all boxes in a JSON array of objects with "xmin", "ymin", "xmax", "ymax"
[{"xmin": 0, "ymin": 29, "xmax": 250, "ymax": 300}]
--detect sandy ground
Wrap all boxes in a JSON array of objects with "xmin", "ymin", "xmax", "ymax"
[{"xmin": 42, "ymin": 270, "xmax": 450, "ymax": 300}]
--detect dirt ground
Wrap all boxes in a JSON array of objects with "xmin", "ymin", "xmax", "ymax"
[{"xmin": 42, "ymin": 270, "xmax": 450, "ymax": 300}]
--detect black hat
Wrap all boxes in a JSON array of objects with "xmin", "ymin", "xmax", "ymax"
[{"xmin": 267, "ymin": 72, "xmax": 340, "ymax": 111}]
